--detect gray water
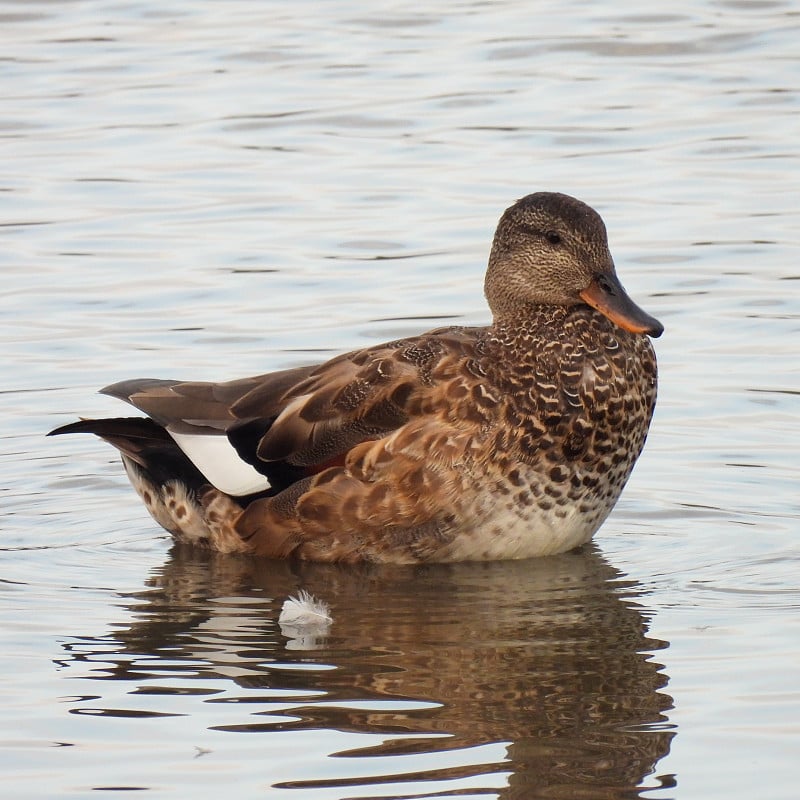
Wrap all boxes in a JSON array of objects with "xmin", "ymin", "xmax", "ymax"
[{"xmin": 2, "ymin": 1, "xmax": 799, "ymax": 798}]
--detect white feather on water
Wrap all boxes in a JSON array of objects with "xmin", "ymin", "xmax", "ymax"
[
  {"xmin": 280, "ymin": 590, "xmax": 332, "ymax": 625},
  {"xmin": 279, "ymin": 590, "xmax": 332, "ymax": 649}
]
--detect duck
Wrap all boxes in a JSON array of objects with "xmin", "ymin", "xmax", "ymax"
[{"xmin": 49, "ymin": 192, "xmax": 663, "ymax": 564}]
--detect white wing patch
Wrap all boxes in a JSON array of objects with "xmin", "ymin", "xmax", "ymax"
[{"xmin": 169, "ymin": 430, "xmax": 270, "ymax": 496}]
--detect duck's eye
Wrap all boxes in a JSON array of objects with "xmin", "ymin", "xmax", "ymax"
[{"xmin": 545, "ymin": 230, "xmax": 562, "ymax": 245}]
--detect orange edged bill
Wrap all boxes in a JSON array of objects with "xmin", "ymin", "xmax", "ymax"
[{"xmin": 580, "ymin": 273, "xmax": 663, "ymax": 338}]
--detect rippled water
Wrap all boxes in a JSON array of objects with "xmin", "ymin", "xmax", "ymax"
[{"xmin": 2, "ymin": 1, "xmax": 799, "ymax": 798}]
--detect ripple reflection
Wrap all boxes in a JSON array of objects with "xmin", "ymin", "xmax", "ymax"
[{"xmin": 58, "ymin": 546, "xmax": 674, "ymax": 798}]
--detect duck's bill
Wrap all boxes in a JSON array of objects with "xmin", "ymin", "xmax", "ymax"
[{"xmin": 580, "ymin": 274, "xmax": 664, "ymax": 338}]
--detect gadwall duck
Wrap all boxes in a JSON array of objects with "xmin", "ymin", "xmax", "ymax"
[{"xmin": 50, "ymin": 192, "xmax": 663, "ymax": 563}]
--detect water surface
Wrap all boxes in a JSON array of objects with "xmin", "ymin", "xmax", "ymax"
[{"xmin": 2, "ymin": 1, "xmax": 799, "ymax": 798}]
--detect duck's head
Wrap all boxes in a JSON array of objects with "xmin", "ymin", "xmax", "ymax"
[{"xmin": 485, "ymin": 192, "xmax": 663, "ymax": 338}]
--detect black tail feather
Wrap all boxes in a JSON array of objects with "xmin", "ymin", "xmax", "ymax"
[
  {"xmin": 48, "ymin": 417, "xmax": 210, "ymax": 493},
  {"xmin": 49, "ymin": 416, "xmax": 171, "ymax": 442}
]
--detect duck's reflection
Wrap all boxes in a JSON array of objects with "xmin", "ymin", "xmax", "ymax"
[{"xmin": 60, "ymin": 544, "xmax": 675, "ymax": 798}]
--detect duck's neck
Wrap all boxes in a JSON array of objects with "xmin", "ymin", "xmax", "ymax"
[{"xmin": 490, "ymin": 304, "xmax": 579, "ymax": 337}]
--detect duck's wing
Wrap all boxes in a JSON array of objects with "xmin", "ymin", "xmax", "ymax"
[
  {"xmin": 101, "ymin": 326, "xmax": 478, "ymax": 497},
  {"xmin": 100, "ymin": 363, "xmax": 317, "ymax": 434}
]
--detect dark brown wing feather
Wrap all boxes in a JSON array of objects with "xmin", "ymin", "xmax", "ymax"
[
  {"xmin": 99, "ymin": 327, "xmax": 478, "ymax": 481},
  {"xmin": 100, "ymin": 365, "xmax": 317, "ymax": 433}
]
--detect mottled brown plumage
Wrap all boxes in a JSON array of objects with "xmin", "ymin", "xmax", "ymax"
[{"xmin": 49, "ymin": 192, "xmax": 662, "ymax": 563}]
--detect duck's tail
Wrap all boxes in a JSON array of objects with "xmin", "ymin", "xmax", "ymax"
[
  {"xmin": 48, "ymin": 418, "xmax": 251, "ymax": 553},
  {"xmin": 49, "ymin": 417, "xmax": 207, "ymax": 487}
]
